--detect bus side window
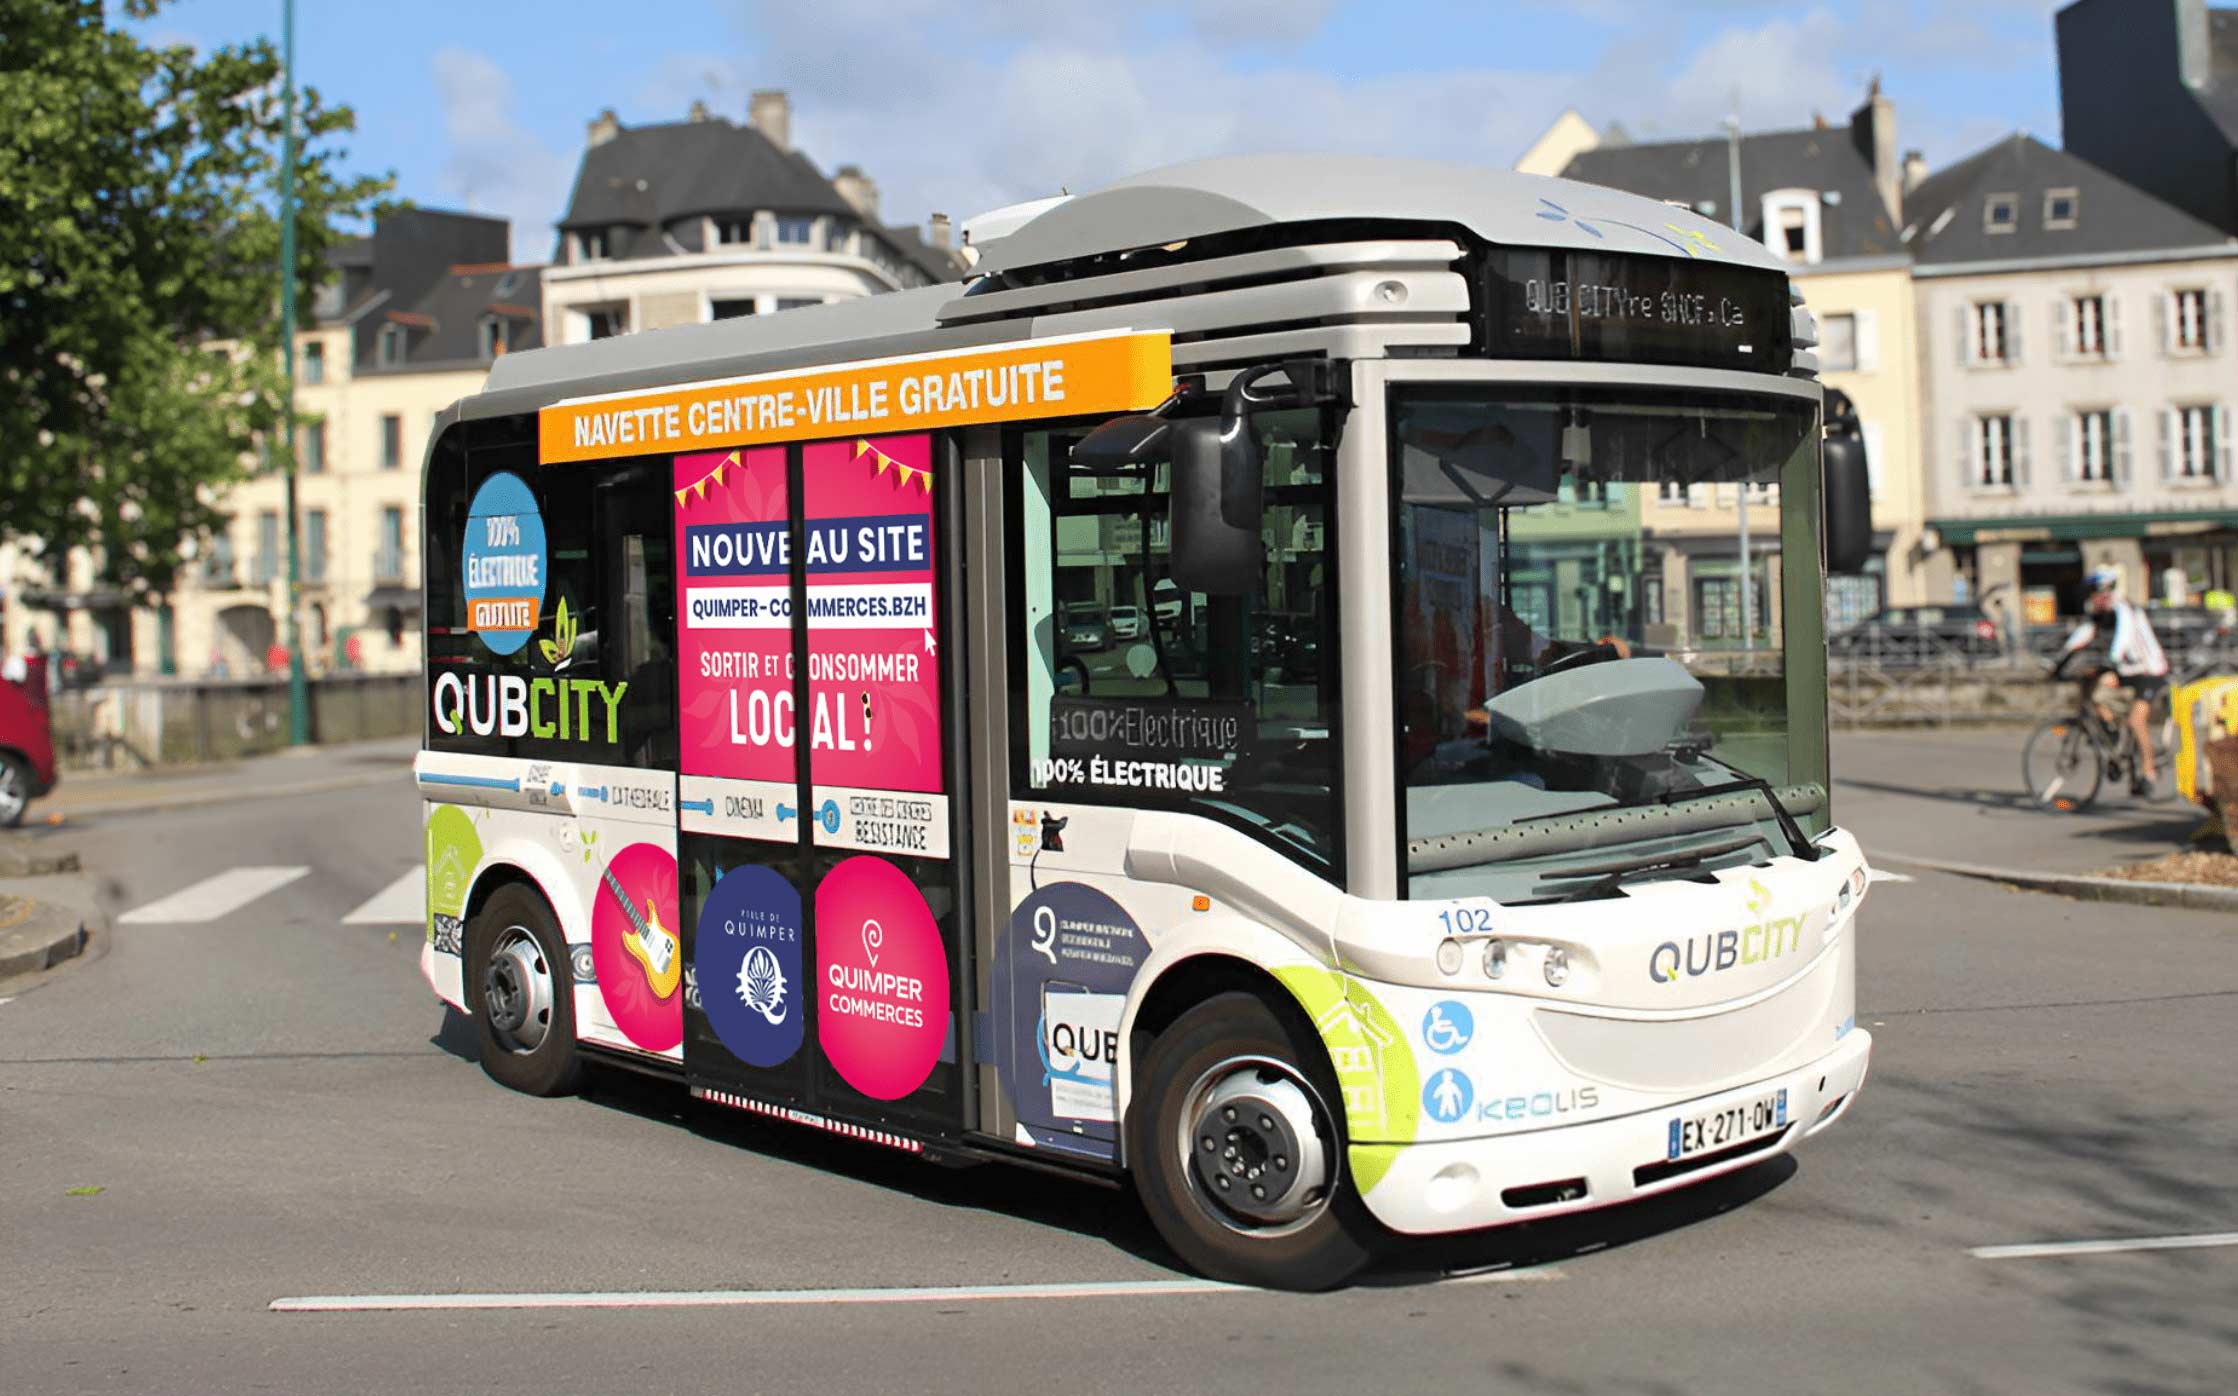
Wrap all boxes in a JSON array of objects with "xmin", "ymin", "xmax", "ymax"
[{"xmin": 595, "ymin": 466, "xmax": 677, "ymax": 770}]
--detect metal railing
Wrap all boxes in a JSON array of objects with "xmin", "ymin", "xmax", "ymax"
[
  {"xmin": 48, "ymin": 672, "xmax": 420, "ymax": 770},
  {"xmin": 1829, "ymin": 626, "xmax": 2238, "ymax": 727}
]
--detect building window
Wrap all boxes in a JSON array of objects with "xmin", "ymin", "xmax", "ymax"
[
  {"xmin": 2044, "ymin": 188, "xmax": 2079, "ymax": 229},
  {"xmin": 478, "ymin": 316, "xmax": 508, "ymax": 361},
  {"xmin": 1967, "ymin": 301, "xmax": 2015, "ymax": 366},
  {"xmin": 376, "ymin": 324, "xmax": 403, "ymax": 367},
  {"xmin": 303, "ymin": 340, "xmax": 325, "ymax": 384},
  {"xmin": 710, "ymin": 298, "xmax": 757, "ymax": 320},
  {"xmin": 575, "ymin": 229, "xmax": 608, "ymax": 262},
  {"xmin": 377, "ymin": 506, "xmax": 405, "ymax": 583},
  {"xmin": 2064, "ymin": 294, "xmax": 2113, "ymax": 359},
  {"xmin": 301, "ymin": 420, "xmax": 325, "ymax": 474},
  {"xmin": 256, "ymin": 510, "xmax": 281, "ymax": 583},
  {"xmin": 775, "ymin": 296, "xmax": 821, "ymax": 311},
  {"xmin": 1972, "ymin": 413, "xmax": 2020, "ymax": 489},
  {"xmin": 775, "ymin": 215, "xmax": 814, "ymax": 245},
  {"xmin": 305, "ymin": 508, "xmax": 328, "ymax": 583},
  {"xmin": 584, "ymin": 305, "xmax": 626, "ymax": 340},
  {"xmin": 379, "ymin": 413, "xmax": 402, "ymax": 471},
  {"xmin": 2164, "ymin": 404, "xmax": 2225, "ymax": 481},
  {"xmin": 2170, "ymin": 288, "xmax": 2210, "ymax": 352},
  {"xmin": 2067, "ymin": 409, "xmax": 2118, "ymax": 484},
  {"xmin": 1759, "ymin": 190, "xmax": 1822, "ymax": 264},
  {"xmin": 1818, "ymin": 313, "xmax": 1858, "ymax": 372},
  {"xmin": 715, "ymin": 218, "xmax": 752, "ymax": 246},
  {"xmin": 1984, "ymin": 194, "xmax": 2018, "ymax": 234}
]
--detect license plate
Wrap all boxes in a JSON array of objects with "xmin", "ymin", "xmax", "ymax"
[{"xmin": 1667, "ymin": 1089, "xmax": 1788, "ymax": 1161}]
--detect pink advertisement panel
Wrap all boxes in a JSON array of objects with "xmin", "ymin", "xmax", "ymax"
[
  {"xmin": 803, "ymin": 435, "xmax": 943, "ymax": 795},
  {"xmin": 673, "ymin": 446, "xmax": 792, "ymax": 782}
]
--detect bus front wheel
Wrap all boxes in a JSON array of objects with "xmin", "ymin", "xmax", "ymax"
[
  {"xmin": 1126, "ymin": 991, "xmax": 1379, "ymax": 1290},
  {"xmin": 464, "ymin": 884, "xmax": 583, "ymax": 1097}
]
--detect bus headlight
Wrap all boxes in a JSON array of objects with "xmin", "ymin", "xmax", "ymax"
[
  {"xmin": 1543, "ymin": 947, "xmax": 1571, "ymax": 988},
  {"xmin": 1436, "ymin": 938, "xmax": 1464, "ymax": 976},
  {"xmin": 1482, "ymin": 939, "xmax": 1507, "ymax": 979}
]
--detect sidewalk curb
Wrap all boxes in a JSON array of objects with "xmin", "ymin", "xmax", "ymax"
[
  {"xmin": 0, "ymin": 900, "xmax": 89, "ymax": 981},
  {"xmin": 50, "ymin": 767, "xmax": 406, "ymax": 821},
  {"xmin": 1876, "ymin": 850, "xmax": 2238, "ymax": 914},
  {"xmin": 0, "ymin": 844, "xmax": 82, "ymax": 877}
]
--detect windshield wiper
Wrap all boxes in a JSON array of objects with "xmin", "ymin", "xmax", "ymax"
[
  {"xmin": 1654, "ymin": 774, "xmax": 1820, "ymax": 861},
  {"xmin": 1539, "ymin": 830, "xmax": 1770, "ymax": 903}
]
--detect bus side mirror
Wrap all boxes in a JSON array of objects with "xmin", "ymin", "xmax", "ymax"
[
  {"xmin": 1823, "ymin": 431, "xmax": 1873, "ymax": 575},
  {"xmin": 1169, "ymin": 416, "xmax": 1262, "ymax": 594}
]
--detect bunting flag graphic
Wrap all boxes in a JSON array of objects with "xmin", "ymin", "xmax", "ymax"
[
  {"xmin": 674, "ymin": 451, "xmax": 739, "ymax": 509},
  {"xmin": 856, "ymin": 438, "xmax": 933, "ymax": 493}
]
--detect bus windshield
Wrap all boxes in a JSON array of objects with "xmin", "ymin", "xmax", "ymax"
[{"xmin": 1392, "ymin": 384, "xmax": 1825, "ymax": 901}]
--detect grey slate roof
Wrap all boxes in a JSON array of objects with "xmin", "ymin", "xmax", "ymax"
[
  {"xmin": 2210, "ymin": 9, "xmax": 2238, "ymax": 143},
  {"xmin": 1562, "ymin": 127, "xmax": 1902, "ymax": 261},
  {"xmin": 1902, "ymin": 132, "xmax": 2236, "ymax": 267},
  {"xmin": 559, "ymin": 117, "xmax": 853, "ymax": 233},
  {"xmin": 363, "ymin": 265, "xmax": 546, "ymax": 372}
]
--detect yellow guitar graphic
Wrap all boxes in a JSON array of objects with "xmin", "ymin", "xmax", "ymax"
[{"xmin": 604, "ymin": 863, "xmax": 680, "ymax": 1000}]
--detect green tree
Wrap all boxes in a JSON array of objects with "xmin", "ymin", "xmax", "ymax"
[{"xmin": 0, "ymin": 0, "xmax": 389, "ymax": 605}]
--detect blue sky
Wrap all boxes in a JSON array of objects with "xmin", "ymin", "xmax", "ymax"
[{"xmin": 134, "ymin": 1, "xmax": 2076, "ymax": 262}]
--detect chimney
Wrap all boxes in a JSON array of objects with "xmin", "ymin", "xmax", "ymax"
[
  {"xmin": 1848, "ymin": 76, "xmax": 1901, "ymax": 223},
  {"xmin": 2178, "ymin": 0, "xmax": 2210, "ymax": 89},
  {"xmin": 833, "ymin": 164, "xmax": 880, "ymax": 219},
  {"xmin": 927, "ymin": 213, "xmax": 952, "ymax": 250},
  {"xmin": 1903, "ymin": 149, "xmax": 1929, "ymax": 195},
  {"xmin": 688, "ymin": 99, "xmax": 711, "ymax": 123},
  {"xmin": 749, "ymin": 89, "xmax": 791, "ymax": 151},
  {"xmin": 587, "ymin": 107, "xmax": 621, "ymax": 147}
]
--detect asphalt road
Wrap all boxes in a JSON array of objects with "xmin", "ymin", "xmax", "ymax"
[{"xmin": 3, "ymin": 739, "xmax": 2235, "ymax": 1395}]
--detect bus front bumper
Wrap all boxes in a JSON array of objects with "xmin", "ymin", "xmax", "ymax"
[{"xmin": 1352, "ymin": 1028, "xmax": 1871, "ymax": 1237}]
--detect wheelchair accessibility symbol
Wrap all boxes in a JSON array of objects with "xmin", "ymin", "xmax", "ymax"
[{"xmin": 1423, "ymin": 1000, "xmax": 1474, "ymax": 1056}]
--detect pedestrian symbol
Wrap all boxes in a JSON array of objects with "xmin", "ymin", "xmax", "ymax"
[
  {"xmin": 1422, "ymin": 1001, "xmax": 1473, "ymax": 1055},
  {"xmin": 1423, "ymin": 1068, "xmax": 1473, "ymax": 1124}
]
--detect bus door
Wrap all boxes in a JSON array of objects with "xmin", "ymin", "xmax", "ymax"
[{"xmin": 673, "ymin": 433, "xmax": 972, "ymax": 1140}]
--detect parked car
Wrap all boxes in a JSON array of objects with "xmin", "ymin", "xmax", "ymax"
[
  {"xmin": 1060, "ymin": 607, "xmax": 1111, "ymax": 653},
  {"xmin": 1828, "ymin": 604, "xmax": 1999, "ymax": 665},
  {"xmin": 1108, "ymin": 605, "xmax": 1146, "ymax": 641},
  {"xmin": 0, "ymin": 672, "xmax": 59, "ymax": 827}
]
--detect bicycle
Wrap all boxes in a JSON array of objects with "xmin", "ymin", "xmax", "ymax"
[{"xmin": 2021, "ymin": 668, "xmax": 2177, "ymax": 812}]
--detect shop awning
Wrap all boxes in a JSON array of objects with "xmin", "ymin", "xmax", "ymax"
[{"xmin": 1930, "ymin": 509, "xmax": 2238, "ymax": 546}]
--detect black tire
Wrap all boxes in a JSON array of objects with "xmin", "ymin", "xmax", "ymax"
[
  {"xmin": 2023, "ymin": 717, "xmax": 2103, "ymax": 812},
  {"xmin": 463, "ymin": 884, "xmax": 582, "ymax": 1097},
  {"xmin": 0, "ymin": 750, "xmax": 30, "ymax": 828},
  {"xmin": 1126, "ymin": 991, "xmax": 1380, "ymax": 1290}
]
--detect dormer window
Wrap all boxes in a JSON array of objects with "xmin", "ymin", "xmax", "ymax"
[
  {"xmin": 574, "ymin": 228, "xmax": 609, "ymax": 262},
  {"xmin": 1984, "ymin": 194, "xmax": 2019, "ymax": 234},
  {"xmin": 375, "ymin": 324, "xmax": 404, "ymax": 367},
  {"xmin": 715, "ymin": 217, "xmax": 752, "ymax": 246},
  {"xmin": 2044, "ymin": 188, "xmax": 2079, "ymax": 230},
  {"xmin": 478, "ymin": 315, "xmax": 509, "ymax": 361},
  {"xmin": 775, "ymin": 215, "xmax": 814, "ymax": 246},
  {"xmin": 1759, "ymin": 189, "xmax": 1822, "ymax": 265}
]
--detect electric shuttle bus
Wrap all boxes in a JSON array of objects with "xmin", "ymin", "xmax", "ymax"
[{"xmin": 416, "ymin": 156, "xmax": 1877, "ymax": 1290}]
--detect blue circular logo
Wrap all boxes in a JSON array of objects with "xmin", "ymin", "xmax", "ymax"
[
  {"xmin": 1422, "ymin": 1000, "xmax": 1474, "ymax": 1055},
  {"xmin": 695, "ymin": 864, "xmax": 803, "ymax": 1069},
  {"xmin": 462, "ymin": 471, "xmax": 547, "ymax": 656},
  {"xmin": 1422, "ymin": 1067, "xmax": 1474, "ymax": 1124}
]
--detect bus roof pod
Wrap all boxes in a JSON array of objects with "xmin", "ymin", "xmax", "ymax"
[{"xmin": 964, "ymin": 154, "xmax": 1790, "ymax": 278}]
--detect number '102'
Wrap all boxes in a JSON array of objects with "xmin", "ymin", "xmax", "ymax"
[{"xmin": 1437, "ymin": 907, "xmax": 1495, "ymax": 935}]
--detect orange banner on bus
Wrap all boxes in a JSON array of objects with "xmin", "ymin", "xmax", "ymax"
[{"xmin": 538, "ymin": 330, "xmax": 1173, "ymax": 465}]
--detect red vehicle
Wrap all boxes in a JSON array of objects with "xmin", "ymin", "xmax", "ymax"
[{"xmin": 0, "ymin": 661, "xmax": 58, "ymax": 827}]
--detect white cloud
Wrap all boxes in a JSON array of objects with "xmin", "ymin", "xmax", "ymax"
[{"xmin": 430, "ymin": 46, "xmax": 576, "ymax": 263}]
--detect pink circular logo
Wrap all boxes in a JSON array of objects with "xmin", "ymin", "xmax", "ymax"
[
  {"xmin": 816, "ymin": 855, "xmax": 949, "ymax": 1100},
  {"xmin": 590, "ymin": 841, "xmax": 683, "ymax": 1053}
]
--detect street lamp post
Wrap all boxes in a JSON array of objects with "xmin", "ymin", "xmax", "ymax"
[
  {"xmin": 1725, "ymin": 112, "xmax": 1755, "ymax": 654},
  {"xmin": 278, "ymin": 0, "xmax": 308, "ymax": 744}
]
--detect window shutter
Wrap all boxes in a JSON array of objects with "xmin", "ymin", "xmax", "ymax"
[
  {"xmin": 2106, "ymin": 294, "xmax": 2125, "ymax": 359},
  {"xmin": 2157, "ymin": 292, "xmax": 2173, "ymax": 354},
  {"xmin": 2211, "ymin": 288, "xmax": 2229, "ymax": 355},
  {"xmin": 2159, "ymin": 407, "xmax": 2176, "ymax": 479},
  {"xmin": 2114, "ymin": 408, "xmax": 2133, "ymax": 483},
  {"xmin": 1855, "ymin": 309, "xmax": 1880, "ymax": 372},
  {"xmin": 1958, "ymin": 305, "xmax": 1976, "ymax": 367},
  {"xmin": 2057, "ymin": 299, "xmax": 2077, "ymax": 360},
  {"xmin": 2014, "ymin": 415, "xmax": 2032, "ymax": 486},
  {"xmin": 1960, "ymin": 418, "xmax": 1977, "ymax": 487},
  {"xmin": 2006, "ymin": 302, "xmax": 2024, "ymax": 364},
  {"xmin": 2059, "ymin": 414, "xmax": 2076, "ymax": 481},
  {"xmin": 2217, "ymin": 405, "xmax": 2234, "ymax": 481}
]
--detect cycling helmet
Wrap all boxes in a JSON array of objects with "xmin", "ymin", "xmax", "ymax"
[{"xmin": 2086, "ymin": 565, "xmax": 2122, "ymax": 595}]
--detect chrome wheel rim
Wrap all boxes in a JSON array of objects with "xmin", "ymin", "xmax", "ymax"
[
  {"xmin": 1176, "ymin": 1054, "xmax": 1335, "ymax": 1236},
  {"xmin": 0, "ymin": 761, "xmax": 25, "ymax": 825},
  {"xmin": 482, "ymin": 926, "xmax": 553, "ymax": 1054}
]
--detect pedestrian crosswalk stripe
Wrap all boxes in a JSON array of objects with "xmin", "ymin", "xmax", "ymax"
[
  {"xmin": 118, "ymin": 866, "xmax": 312, "ymax": 924},
  {"xmin": 342, "ymin": 870, "xmax": 424, "ymax": 926}
]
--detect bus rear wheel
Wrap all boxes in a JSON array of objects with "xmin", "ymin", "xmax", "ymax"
[
  {"xmin": 464, "ymin": 884, "xmax": 583, "ymax": 1097},
  {"xmin": 1126, "ymin": 991, "xmax": 1379, "ymax": 1290}
]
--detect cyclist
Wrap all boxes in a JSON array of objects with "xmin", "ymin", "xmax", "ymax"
[{"xmin": 2053, "ymin": 566, "xmax": 2170, "ymax": 795}]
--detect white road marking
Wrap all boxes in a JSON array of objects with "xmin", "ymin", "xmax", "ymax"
[
  {"xmin": 1971, "ymin": 1231, "xmax": 2238, "ymax": 1262},
  {"xmin": 0, "ymin": 997, "xmax": 14, "ymax": 1008},
  {"xmin": 272, "ymin": 1267, "xmax": 1561, "ymax": 1312},
  {"xmin": 341, "ymin": 870, "xmax": 423, "ymax": 925},
  {"xmin": 118, "ymin": 866, "xmax": 311, "ymax": 925},
  {"xmin": 1871, "ymin": 871, "xmax": 1915, "ymax": 884}
]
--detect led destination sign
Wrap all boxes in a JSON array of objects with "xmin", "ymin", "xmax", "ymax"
[{"xmin": 1482, "ymin": 249, "xmax": 1792, "ymax": 375}]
